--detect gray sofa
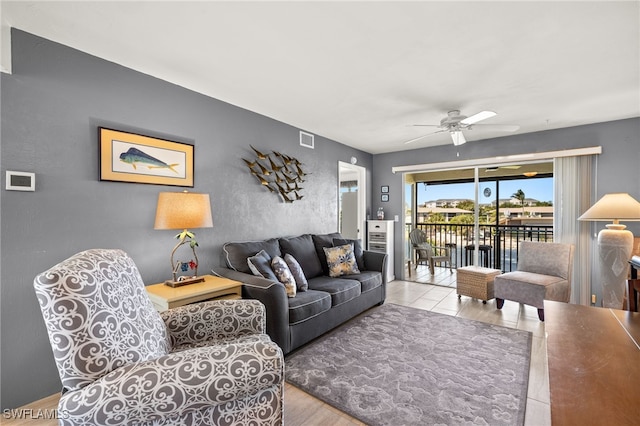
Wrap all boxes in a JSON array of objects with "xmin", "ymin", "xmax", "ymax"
[{"xmin": 214, "ymin": 233, "xmax": 387, "ymax": 354}]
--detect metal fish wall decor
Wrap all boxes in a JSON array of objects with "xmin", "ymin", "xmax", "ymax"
[{"xmin": 243, "ymin": 145, "xmax": 308, "ymax": 203}]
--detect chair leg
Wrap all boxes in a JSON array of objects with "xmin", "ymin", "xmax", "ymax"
[
  {"xmin": 537, "ymin": 308, "xmax": 545, "ymax": 321},
  {"xmin": 496, "ymin": 298, "xmax": 504, "ymax": 309},
  {"xmin": 429, "ymin": 259, "xmax": 435, "ymax": 275}
]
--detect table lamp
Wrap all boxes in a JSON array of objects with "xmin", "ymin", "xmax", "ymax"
[
  {"xmin": 578, "ymin": 193, "xmax": 640, "ymax": 308},
  {"xmin": 154, "ymin": 191, "xmax": 213, "ymax": 287}
]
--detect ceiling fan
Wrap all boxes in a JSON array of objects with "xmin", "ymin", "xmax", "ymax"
[{"xmin": 404, "ymin": 110, "xmax": 520, "ymax": 146}]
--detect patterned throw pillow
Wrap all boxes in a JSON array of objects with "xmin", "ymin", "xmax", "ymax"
[
  {"xmin": 323, "ymin": 244, "xmax": 360, "ymax": 278},
  {"xmin": 284, "ymin": 253, "xmax": 308, "ymax": 291},
  {"xmin": 247, "ymin": 250, "xmax": 278, "ymax": 281},
  {"xmin": 271, "ymin": 256, "xmax": 297, "ymax": 298}
]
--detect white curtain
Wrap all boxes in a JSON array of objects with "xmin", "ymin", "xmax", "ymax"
[{"xmin": 554, "ymin": 155, "xmax": 594, "ymax": 305}]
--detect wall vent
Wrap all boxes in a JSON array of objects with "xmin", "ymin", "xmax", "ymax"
[{"xmin": 299, "ymin": 131, "xmax": 314, "ymax": 149}]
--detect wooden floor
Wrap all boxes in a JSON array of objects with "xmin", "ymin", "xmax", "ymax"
[{"xmin": 5, "ymin": 265, "xmax": 550, "ymax": 425}]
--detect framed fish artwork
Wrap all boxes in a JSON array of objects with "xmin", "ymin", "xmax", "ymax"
[{"xmin": 99, "ymin": 127, "xmax": 194, "ymax": 187}]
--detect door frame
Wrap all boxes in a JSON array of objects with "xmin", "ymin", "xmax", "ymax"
[{"xmin": 338, "ymin": 161, "xmax": 367, "ymax": 240}]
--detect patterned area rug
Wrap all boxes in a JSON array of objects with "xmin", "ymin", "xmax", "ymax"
[{"xmin": 285, "ymin": 303, "xmax": 532, "ymax": 425}]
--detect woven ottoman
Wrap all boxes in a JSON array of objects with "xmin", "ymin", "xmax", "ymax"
[{"xmin": 457, "ymin": 266, "xmax": 502, "ymax": 303}]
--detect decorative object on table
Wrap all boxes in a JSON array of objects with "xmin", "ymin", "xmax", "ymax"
[
  {"xmin": 99, "ymin": 127, "xmax": 194, "ymax": 187},
  {"xmin": 286, "ymin": 304, "xmax": 531, "ymax": 426},
  {"xmin": 243, "ymin": 145, "xmax": 307, "ymax": 203},
  {"xmin": 154, "ymin": 191, "xmax": 213, "ymax": 287},
  {"xmin": 376, "ymin": 207, "xmax": 384, "ymax": 219},
  {"xmin": 578, "ymin": 193, "xmax": 640, "ymax": 308}
]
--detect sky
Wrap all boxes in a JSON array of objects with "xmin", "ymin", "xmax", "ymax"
[{"xmin": 412, "ymin": 177, "xmax": 554, "ymax": 205}]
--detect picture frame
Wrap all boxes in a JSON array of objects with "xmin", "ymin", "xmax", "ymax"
[
  {"xmin": 381, "ymin": 185, "xmax": 389, "ymax": 193},
  {"xmin": 381, "ymin": 194, "xmax": 389, "ymax": 202},
  {"xmin": 99, "ymin": 127, "xmax": 194, "ymax": 187}
]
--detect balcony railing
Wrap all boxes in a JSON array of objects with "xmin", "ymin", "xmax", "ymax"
[{"xmin": 406, "ymin": 222, "xmax": 554, "ymax": 272}]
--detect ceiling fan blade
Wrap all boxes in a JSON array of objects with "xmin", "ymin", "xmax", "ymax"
[
  {"xmin": 403, "ymin": 129, "xmax": 446, "ymax": 144},
  {"xmin": 411, "ymin": 124, "xmax": 440, "ymax": 127},
  {"xmin": 471, "ymin": 124, "xmax": 520, "ymax": 132},
  {"xmin": 460, "ymin": 110, "xmax": 496, "ymax": 125}
]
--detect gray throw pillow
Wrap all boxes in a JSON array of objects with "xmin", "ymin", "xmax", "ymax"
[
  {"xmin": 271, "ymin": 256, "xmax": 297, "ymax": 298},
  {"xmin": 247, "ymin": 250, "xmax": 278, "ymax": 281},
  {"xmin": 284, "ymin": 253, "xmax": 308, "ymax": 291}
]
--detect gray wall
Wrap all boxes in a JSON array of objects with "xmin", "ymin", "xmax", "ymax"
[
  {"xmin": 372, "ymin": 118, "xmax": 640, "ymax": 287},
  {"xmin": 0, "ymin": 30, "xmax": 373, "ymax": 409}
]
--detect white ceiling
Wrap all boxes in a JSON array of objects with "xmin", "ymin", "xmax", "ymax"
[{"xmin": 2, "ymin": 1, "xmax": 639, "ymax": 154}]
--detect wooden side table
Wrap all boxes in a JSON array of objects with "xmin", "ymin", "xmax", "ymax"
[{"xmin": 146, "ymin": 274, "xmax": 242, "ymax": 311}]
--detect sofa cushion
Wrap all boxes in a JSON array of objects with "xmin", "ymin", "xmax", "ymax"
[
  {"xmin": 223, "ymin": 238, "xmax": 281, "ymax": 274},
  {"xmin": 288, "ymin": 290, "xmax": 331, "ymax": 325},
  {"xmin": 271, "ymin": 256, "xmax": 296, "ymax": 298},
  {"xmin": 279, "ymin": 235, "xmax": 323, "ymax": 279},
  {"xmin": 247, "ymin": 250, "xmax": 278, "ymax": 281},
  {"xmin": 284, "ymin": 253, "xmax": 308, "ymax": 292},
  {"xmin": 343, "ymin": 271, "xmax": 382, "ymax": 293},
  {"xmin": 333, "ymin": 237, "xmax": 365, "ymax": 271},
  {"xmin": 313, "ymin": 233, "xmax": 343, "ymax": 275},
  {"xmin": 307, "ymin": 276, "xmax": 361, "ymax": 307},
  {"xmin": 323, "ymin": 244, "xmax": 360, "ymax": 277}
]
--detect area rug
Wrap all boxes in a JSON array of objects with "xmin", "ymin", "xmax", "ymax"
[{"xmin": 285, "ymin": 303, "xmax": 532, "ymax": 425}]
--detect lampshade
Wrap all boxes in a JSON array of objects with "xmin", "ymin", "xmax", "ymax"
[
  {"xmin": 577, "ymin": 193, "xmax": 640, "ymax": 226},
  {"xmin": 450, "ymin": 131, "xmax": 466, "ymax": 146},
  {"xmin": 154, "ymin": 191, "xmax": 213, "ymax": 230}
]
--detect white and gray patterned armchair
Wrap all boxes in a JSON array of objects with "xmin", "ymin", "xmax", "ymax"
[{"xmin": 33, "ymin": 249, "xmax": 284, "ymax": 426}]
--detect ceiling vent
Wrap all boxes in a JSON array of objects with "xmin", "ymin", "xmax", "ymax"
[{"xmin": 300, "ymin": 131, "xmax": 314, "ymax": 149}]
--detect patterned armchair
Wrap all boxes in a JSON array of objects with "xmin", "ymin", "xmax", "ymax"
[{"xmin": 33, "ymin": 249, "xmax": 284, "ymax": 426}]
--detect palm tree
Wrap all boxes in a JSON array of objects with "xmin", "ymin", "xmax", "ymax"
[{"xmin": 512, "ymin": 189, "xmax": 526, "ymax": 216}]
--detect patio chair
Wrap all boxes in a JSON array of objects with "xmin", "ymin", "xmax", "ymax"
[
  {"xmin": 33, "ymin": 248, "xmax": 284, "ymax": 425},
  {"xmin": 409, "ymin": 228, "xmax": 453, "ymax": 275}
]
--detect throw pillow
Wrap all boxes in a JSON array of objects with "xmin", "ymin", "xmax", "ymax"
[
  {"xmin": 312, "ymin": 233, "xmax": 342, "ymax": 276},
  {"xmin": 247, "ymin": 250, "xmax": 278, "ymax": 281},
  {"xmin": 323, "ymin": 243, "xmax": 360, "ymax": 278},
  {"xmin": 333, "ymin": 238, "xmax": 365, "ymax": 271},
  {"xmin": 271, "ymin": 256, "xmax": 297, "ymax": 298},
  {"xmin": 284, "ymin": 253, "xmax": 308, "ymax": 291}
]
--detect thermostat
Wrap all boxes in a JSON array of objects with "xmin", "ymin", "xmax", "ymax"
[{"xmin": 6, "ymin": 171, "xmax": 35, "ymax": 191}]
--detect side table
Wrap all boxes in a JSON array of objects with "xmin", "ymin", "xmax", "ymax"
[
  {"xmin": 456, "ymin": 266, "xmax": 501, "ymax": 303},
  {"xmin": 146, "ymin": 274, "xmax": 242, "ymax": 311}
]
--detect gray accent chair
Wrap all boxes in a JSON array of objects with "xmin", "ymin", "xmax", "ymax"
[
  {"xmin": 33, "ymin": 249, "xmax": 284, "ymax": 426},
  {"xmin": 495, "ymin": 241, "xmax": 575, "ymax": 321}
]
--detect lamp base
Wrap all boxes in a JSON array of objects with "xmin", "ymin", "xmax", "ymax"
[
  {"xmin": 164, "ymin": 276, "xmax": 205, "ymax": 288},
  {"xmin": 597, "ymin": 228, "xmax": 633, "ymax": 309}
]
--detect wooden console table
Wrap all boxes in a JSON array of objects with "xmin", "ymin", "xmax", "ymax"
[
  {"xmin": 545, "ymin": 300, "xmax": 640, "ymax": 425},
  {"xmin": 146, "ymin": 275, "xmax": 242, "ymax": 311}
]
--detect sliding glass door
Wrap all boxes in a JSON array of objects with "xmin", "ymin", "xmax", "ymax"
[{"xmin": 406, "ymin": 162, "xmax": 554, "ymax": 277}]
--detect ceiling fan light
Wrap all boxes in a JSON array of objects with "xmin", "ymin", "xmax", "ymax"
[
  {"xmin": 451, "ymin": 131, "xmax": 466, "ymax": 146},
  {"xmin": 461, "ymin": 110, "xmax": 497, "ymax": 125}
]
